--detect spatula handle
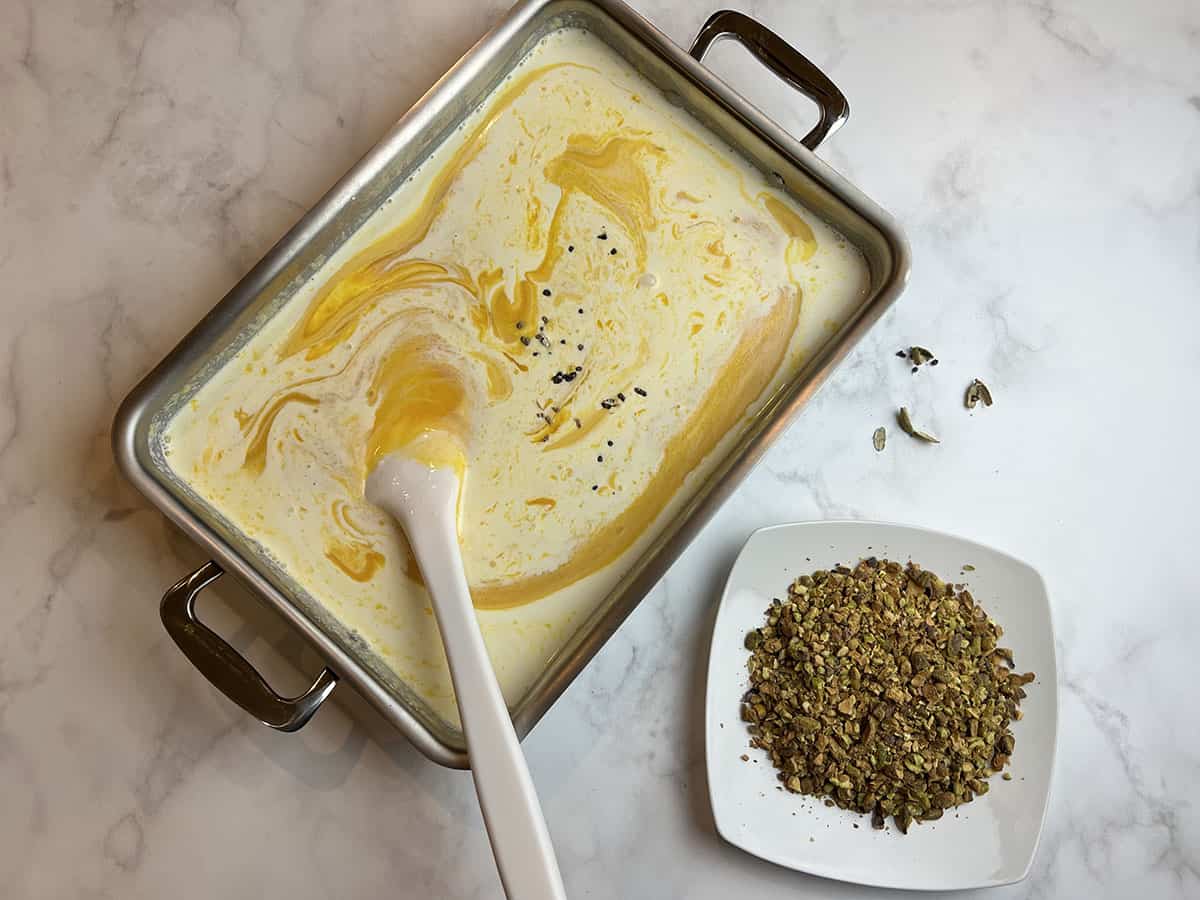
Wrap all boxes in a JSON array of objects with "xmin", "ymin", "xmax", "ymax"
[
  {"xmin": 368, "ymin": 457, "xmax": 566, "ymax": 900},
  {"xmin": 412, "ymin": 511, "xmax": 566, "ymax": 900}
]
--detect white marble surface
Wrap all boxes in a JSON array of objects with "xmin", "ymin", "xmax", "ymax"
[{"xmin": 2, "ymin": 0, "xmax": 1198, "ymax": 897}]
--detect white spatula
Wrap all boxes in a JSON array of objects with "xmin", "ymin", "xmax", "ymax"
[{"xmin": 367, "ymin": 454, "xmax": 566, "ymax": 900}]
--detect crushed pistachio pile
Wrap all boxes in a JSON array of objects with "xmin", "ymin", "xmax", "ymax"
[{"xmin": 741, "ymin": 558, "xmax": 1035, "ymax": 833}]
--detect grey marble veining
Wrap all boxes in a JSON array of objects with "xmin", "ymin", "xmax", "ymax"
[{"xmin": 1, "ymin": 0, "xmax": 1198, "ymax": 897}]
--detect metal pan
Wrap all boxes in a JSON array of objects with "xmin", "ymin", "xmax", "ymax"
[{"xmin": 113, "ymin": 0, "xmax": 910, "ymax": 768}]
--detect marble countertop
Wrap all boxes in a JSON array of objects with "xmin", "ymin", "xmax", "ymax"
[{"xmin": 2, "ymin": 0, "xmax": 1198, "ymax": 897}]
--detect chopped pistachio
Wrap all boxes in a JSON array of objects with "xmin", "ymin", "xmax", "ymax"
[{"xmin": 742, "ymin": 559, "xmax": 1032, "ymax": 833}]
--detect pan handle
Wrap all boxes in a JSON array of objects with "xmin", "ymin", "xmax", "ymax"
[
  {"xmin": 689, "ymin": 9, "xmax": 849, "ymax": 151},
  {"xmin": 161, "ymin": 561, "xmax": 337, "ymax": 732}
]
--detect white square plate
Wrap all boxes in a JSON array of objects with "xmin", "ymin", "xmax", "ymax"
[{"xmin": 705, "ymin": 521, "xmax": 1057, "ymax": 891}]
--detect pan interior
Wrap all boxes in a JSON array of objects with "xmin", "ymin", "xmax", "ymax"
[{"xmin": 127, "ymin": 1, "xmax": 903, "ymax": 755}]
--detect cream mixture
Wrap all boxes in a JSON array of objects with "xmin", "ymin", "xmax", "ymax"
[{"xmin": 165, "ymin": 28, "xmax": 869, "ymax": 726}]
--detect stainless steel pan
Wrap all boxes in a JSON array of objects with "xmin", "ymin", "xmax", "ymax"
[{"xmin": 113, "ymin": 0, "xmax": 909, "ymax": 768}]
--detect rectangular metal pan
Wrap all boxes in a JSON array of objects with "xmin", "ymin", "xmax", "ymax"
[{"xmin": 113, "ymin": 0, "xmax": 910, "ymax": 768}]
